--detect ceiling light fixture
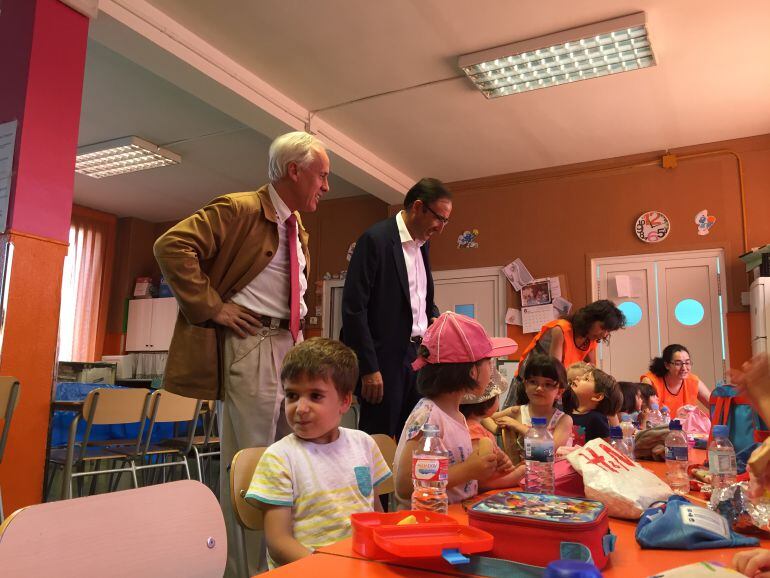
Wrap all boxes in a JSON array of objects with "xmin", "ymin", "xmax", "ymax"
[
  {"xmin": 75, "ymin": 136, "xmax": 181, "ymax": 179},
  {"xmin": 458, "ymin": 12, "xmax": 655, "ymax": 99}
]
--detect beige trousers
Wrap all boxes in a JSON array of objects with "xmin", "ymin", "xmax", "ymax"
[{"xmin": 219, "ymin": 326, "xmax": 296, "ymax": 578}]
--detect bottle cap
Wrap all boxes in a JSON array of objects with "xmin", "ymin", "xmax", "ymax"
[
  {"xmin": 713, "ymin": 425, "xmax": 729, "ymax": 438},
  {"xmin": 650, "ymin": 403, "xmax": 659, "ymax": 410},
  {"xmin": 544, "ymin": 560, "xmax": 603, "ymax": 578},
  {"xmin": 421, "ymin": 423, "xmax": 439, "ymax": 436},
  {"xmin": 609, "ymin": 426, "xmax": 623, "ymax": 438},
  {"xmin": 531, "ymin": 417, "xmax": 547, "ymax": 426},
  {"xmin": 621, "ymin": 414, "xmax": 632, "ymax": 422},
  {"xmin": 661, "ymin": 405, "xmax": 669, "ymax": 412},
  {"xmin": 669, "ymin": 419, "xmax": 682, "ymax": 430}
]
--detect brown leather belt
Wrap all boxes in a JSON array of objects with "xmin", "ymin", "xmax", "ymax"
[{"xmin": 254, "ymin": 315, "xmax": 305, "ymax": 331}]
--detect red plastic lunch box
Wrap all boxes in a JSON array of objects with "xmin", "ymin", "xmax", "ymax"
[
  {"xmin": 467, "ymin": 491, "xmax": 615, "ymax": 569},
  {"xmin": 351, "ymin": 511, "xmax": 493, "ymax": 561}
]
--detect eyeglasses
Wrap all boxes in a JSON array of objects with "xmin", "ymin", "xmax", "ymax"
[
  {"xmin": 423, "ymin": 203, "xmax": 450, "ymax": 225},
  {"xmin": 669, "ymin": 360, "xmax": 693, "ymax": 368},
  {"xmin": 525, "ymin": 378, "xmax": 559, "ymax": 391}
]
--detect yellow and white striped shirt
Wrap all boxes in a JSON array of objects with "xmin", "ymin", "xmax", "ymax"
[{"xmin": 246, "ymin": 428, "xmax": 391, "ymax": 560}]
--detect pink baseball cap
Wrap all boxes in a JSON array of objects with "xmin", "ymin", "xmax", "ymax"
[{"xmin": 412, "ymin": 311, "xmax": 518, "ymax": 370}]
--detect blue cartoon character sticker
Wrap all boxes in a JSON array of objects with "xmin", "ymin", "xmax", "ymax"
[
  {"xmin": 354, "ymin": 466, "xmax": 373, "ymax": 497},
  {"xmin": 457, "ymin": 229, "xmax": 479, "ymax": 249},
  {"xmin": 695, "ymin": 209, "xmax": 716, "ymax": 236}
]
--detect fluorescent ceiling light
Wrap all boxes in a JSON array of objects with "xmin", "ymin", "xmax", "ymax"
[
  {"xmin": 458, "ymin": 13, "xmax": 655, "ymax": 99},
  {"xmin": 75, "ymin": 136, "xmax": 181, "ymax": 179}
]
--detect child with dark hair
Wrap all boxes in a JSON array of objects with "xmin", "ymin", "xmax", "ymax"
[
  {"xmin": 562, "ymin": 362, "xmax": 623, "ymax": 442},
  {"xmin": 637, "ymin": 381, "xmax": 660, "ymax": 430},
  {"xmin": 393, "ymin": 311, "xmax": 518, "ymax": 508},
  {"xmin": 489, "ymin": 353, "xmax": 573, "ymax": 467},
  {"xmin": 247, "ymin": 338, "xmax": 391, "ymax": 568},
  {"xmin": 459, "ymin": 370, "xmax": 520, "ymax": 489},
  {"xmin": 618, "ymin": 381, "xmax": 643, "ymax": 419}
]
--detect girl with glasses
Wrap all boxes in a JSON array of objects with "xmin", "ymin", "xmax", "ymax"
[
  {"xmin": 487, "ymin": 353, "xmax": 573, "ymax": 467},
  {"xmin": 641, "ymin": 344, "xmax": 711, "ymax": 416}
]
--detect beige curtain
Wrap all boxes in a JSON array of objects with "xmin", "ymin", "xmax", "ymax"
[{"xmin": 58, "ymin": 206, "xmax": 116, "ymax": 362}]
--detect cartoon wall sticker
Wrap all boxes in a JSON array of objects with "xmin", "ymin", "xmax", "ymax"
[
  {"xmin": 346, "ymin": 242, "xmax": 356, "ymax": 262},
  {"xmin": 457, "ymin": 229, "xmax": 479, "ymax": 249},
  {"xmin": 635, "ymin": 211, "xmax": 671, "ymax": 243},
  {"xmin": 694, "ymin": 209, "xmax": 716, "ymax": 236}
]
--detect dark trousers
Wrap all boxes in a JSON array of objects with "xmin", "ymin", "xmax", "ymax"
[{"xmin": 357, "ymin": 343, "xmax": 420, "ymax": 438}]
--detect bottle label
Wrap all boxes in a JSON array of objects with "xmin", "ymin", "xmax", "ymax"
[
  {"xmin": 524, "ymin": 439, "xmax": 554, "ymax": 462},
  {"xmin": 412, "ymin": 456, "xmax": 448, "ymax": 482},
  {"xmin": 708, "ymin": 450, "xmax": 736, "ymax": 475},
  {"xmin": 665, "ymin": 445, "xmax": 688, "ymax": 461}
]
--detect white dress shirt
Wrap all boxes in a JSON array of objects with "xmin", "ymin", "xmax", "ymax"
[
  {"xmin": 231, "ymin": 184, "xmax": 308, "ymax": 319},
  {"xmin": 396, "ymin": 210, "xmax": 428, "ymax": 338}
]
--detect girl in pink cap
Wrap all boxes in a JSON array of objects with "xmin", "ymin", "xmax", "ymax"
[{"xmin": 393, "ymin": 311, "xmax": 518, "ymax": 508}]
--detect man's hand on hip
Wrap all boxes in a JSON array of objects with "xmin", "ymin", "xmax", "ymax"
[
  {"xmin": 361, "ymin": 371, "xmax": 384, "ymax": 404},
  {"xmin": 212, "ymin": 303, "xmax": 263, "ymax": 338}
]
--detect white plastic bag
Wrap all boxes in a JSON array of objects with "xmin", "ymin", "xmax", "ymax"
[{"xmin": 566, "ymin": 438, "xmax": 672, "ymax": 519}]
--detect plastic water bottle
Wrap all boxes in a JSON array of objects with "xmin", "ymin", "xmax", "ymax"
[
  {"xmin": 524, "ymin": 417, "xmax": 555, "ymax": 494},
  {"xmin": 708, "ymin": 425, "xmax": 737, "ymax": 492},
  {"xmin": 412, "ymin": 424, "xmax": 449, "ymax": 513},
  {"xmin": 660, "ymin": 405, "xmax": 671, "ymax": 426},
  {"xmin": 646, "ymin": 403, "xmax": 664, "ymax": 429},
  {"xmin": 620, "ymin": 414, "xmax": 636, "ymax": 458},
  {"xmin": 665, "ymin": 419, "xmax": 690, "ymax": 495},
  {"xmin": 609, "ymin": 426, "xmax": 631, "ymax": 458}
]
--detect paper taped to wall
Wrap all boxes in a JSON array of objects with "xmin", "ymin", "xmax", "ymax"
[
  {"xmin": 505, "ymin": 307, "xmax": 522, "ymax": 326},
  {"xmin": 503, "ymin": 258, "xmax": 534, "ymax": 291}
]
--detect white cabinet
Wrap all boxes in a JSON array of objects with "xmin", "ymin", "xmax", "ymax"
[{"xmin": 125, "ymin": 297, "xmax": 178, "ymax": 351}]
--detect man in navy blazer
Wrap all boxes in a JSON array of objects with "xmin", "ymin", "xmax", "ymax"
[{"xmin": 342, "ymin": 178, "xmax": 452, "ymax": 436}]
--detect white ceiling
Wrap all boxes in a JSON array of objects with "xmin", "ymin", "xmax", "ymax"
[
  {"xmin": 81, "ymin": 0, "xmax": 770, "ymax": 220},
  {"xmin": 75, "ymin": 42, "xmax": 369, "ymax": 222}
]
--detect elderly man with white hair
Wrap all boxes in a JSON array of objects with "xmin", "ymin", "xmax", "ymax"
[{"xmin": 155, "ymin": 131, "xmax": 329, "ymax": 576}]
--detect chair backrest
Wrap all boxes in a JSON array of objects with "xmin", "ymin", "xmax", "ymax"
[
  {"xmin": 0, "ymin": 377, "xmax": 20, "ymax": 464},
  {"xmin": 371, "ymin": 434, "xmax": 397, "ymax": 496},
  {"xmin": 81, "ymin": 387, "xmax": 151, "ymax": 425},
  {"xmin": 230, "ymin": 447, "xmax": 266, "ymax": 531},
  {"xmin": 142, "ymin": 389, "xmax": 203, "ymax": 453},
  {"xmin": 0, "ymin": 480, "xmax": 225, "ymax": 577}
]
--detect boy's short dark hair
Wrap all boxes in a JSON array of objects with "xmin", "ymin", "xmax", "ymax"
[
  {"xmin": 639, "ymin": 382, "xmax": 658, "ymax": 404},
  {"xmin": 459, "ymin": 396, "xmax": 498, "ymax": 419},
  {"xmin": 280, "ymin": 338, "xmax": 358, "ymax": 397},
  {"xmin": 593, "ymin": 369, "xmax": 623, "ymax": 416}
]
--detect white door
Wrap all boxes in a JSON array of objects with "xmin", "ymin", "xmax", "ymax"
[
  {"xmin": 125, "ymin": 299, "xmax": 153, "ymax": 351},
  {"xmin": 433, "ymin": 267, "xmax": 507, "ymax": 338},
  {"xmin": 595, "ymin": 262, "xmax": 657, "ymax": 380},
  {"xmin": 149, "ymin": 297, "xmax": 179, "ymax": 350},
  {"xmin": 593, "ymin": 249, "xmax": 728, "ymax": 387}
]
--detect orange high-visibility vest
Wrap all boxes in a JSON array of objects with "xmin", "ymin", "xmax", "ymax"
[
  {"xmin": 515, "ymin": 319, "xmax": 596, "ymax": 375},
  {"xmin": 641, "ymin": 371, "xmax": 701, "ymax": 416}
]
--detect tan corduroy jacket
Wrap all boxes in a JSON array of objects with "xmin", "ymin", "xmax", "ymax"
[{"xmin": 153, "ymin": 186, "xmax": 310, "ymax": 400}]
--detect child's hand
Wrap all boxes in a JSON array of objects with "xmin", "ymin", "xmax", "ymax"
[
  {"xmin": 731, "ymin": 355, "xmax": 770, "ymax": 404},
  {"xmin": 495, "ymin": 450, "xmax": 514, "ymax": 474},
  {"xmin": 732, "ymin": 547, "xmax": 770, "ymax": 576},
  {"xmin": 494, "ymin": 415, "xmax": 525, "ymax": 431},
  {"xmin": 465, "ymin": 451, "xmax": 498, "ymax": 481},
  {"xmin": 748, "ymin": 438, "xmax": 770, "ymax": 498},
  {"xmin": 638, "ymin": 409, "xmax": 650, "ymax": 430}
]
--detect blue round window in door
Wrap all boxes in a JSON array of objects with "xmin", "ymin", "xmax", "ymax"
[
  {"xmin": 617, "ymin": 301, "xmax": 643, "ymax": 327},
  {"xmin": 674, "ymin": 299, "xmax": 705, "ymax": 326}
]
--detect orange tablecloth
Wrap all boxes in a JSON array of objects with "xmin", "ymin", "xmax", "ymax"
[{"xmin": 269, "ymin": 452, "xmax": 770, "ymax": 577}]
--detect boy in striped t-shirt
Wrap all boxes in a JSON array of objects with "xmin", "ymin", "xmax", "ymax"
[{"xmin": 246, "ymin": 338, "xmax": 391, "ymax": 568}]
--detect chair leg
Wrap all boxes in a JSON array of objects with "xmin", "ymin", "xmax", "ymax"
[
  {"xmin": 130, "ymin": 460, "xmax": 139, "ymax": 489},
  {"xmin": 0, "ymin": 484, "xmax": 4, "ymax": 524}
]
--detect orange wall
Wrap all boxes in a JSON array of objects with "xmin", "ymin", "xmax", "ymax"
[{"xmin": 419, "ymin": 134, "xmax": 770, "ymax": 369}]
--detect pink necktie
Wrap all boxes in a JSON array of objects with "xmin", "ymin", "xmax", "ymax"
[{"xmin": 286, "ymin": 214, "xmax": 301, "ymax": 342}]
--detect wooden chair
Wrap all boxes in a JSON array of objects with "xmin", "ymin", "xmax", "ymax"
[
  {"xmin": 0, "ymin": 377, "xmax": 20, "ymax": 523},
  {"xmin": 0, "ymin": 480, "xmax": 225, "ymax": 577},
  {"xmin": 135, "ymin": 389, "xmax": 202, "ymax": 483},
  {"xmin": 500, "ymin": 427, "xmax": 522, "ymax": 466},
  {"xmin": 47, "ymin": 388, "xmax": 152, "ymax": 500},
  {"xmin": 163, "ymin": 400, "xmax": 220, "ymax": 492},
  {"xmin": 371, "ymin": 434, "xmax": 397, "ymax": 496},
  {"xmin": 230, "ymin": 447, "xmax": 266, "ymax": 577}
]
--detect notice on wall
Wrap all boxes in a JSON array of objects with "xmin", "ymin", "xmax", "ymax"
[
  {"xmin": 0, "ymin": 120, "xmax": 17, "ymax": 234},
  {"xmin": 503, "ymin": 258, "xmax": 534, "ymax": 291},
  {"xmin": 505, "ymin": 307, "xmax": 522, "ymax": 326},
  {"xmin": 614, "ymin": 274, "xmax": 643, "ymax": 298}
]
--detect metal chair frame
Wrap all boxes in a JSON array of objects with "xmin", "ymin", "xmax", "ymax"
[
  {"xmin": 47, "ymin": 388, "xmax": 152, "ymax": 500},
  {"xmin": 0, "ymin": 377, "xmax": 20, "ymax": 523}
]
